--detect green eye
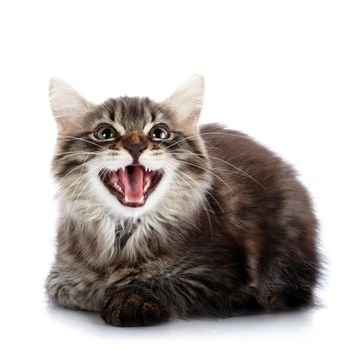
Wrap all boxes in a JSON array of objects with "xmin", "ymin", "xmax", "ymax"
[
  {"xmin": 94, "ymin": 125, "xmax": 118, "ymax": 140},
  {"xmin": 150, "ymin": 125, "xmax": 169, "ymax": 140}
]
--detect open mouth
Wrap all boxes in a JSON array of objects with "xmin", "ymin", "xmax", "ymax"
[{"xmin": 99, "ymin": 165, "xmax": 163, "ymax": 207}]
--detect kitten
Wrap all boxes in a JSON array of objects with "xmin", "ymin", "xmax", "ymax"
[{"xmin": 46, "ymin": 75, "xmax": 320, "ymax": 327}]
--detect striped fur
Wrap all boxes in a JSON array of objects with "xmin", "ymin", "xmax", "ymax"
[{"xmin": 46, "ymin": 77, "xmax": 320, "ymax": 327}]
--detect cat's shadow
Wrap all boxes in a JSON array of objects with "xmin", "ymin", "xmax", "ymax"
[{"xmin": 45, "ymin": 302, "xmax": 316, "ymax": 338}]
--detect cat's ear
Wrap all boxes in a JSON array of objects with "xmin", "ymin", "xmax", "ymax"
[
  {"xmin": 49, "ymin": 78, "xmax": 94, "ymax": 134},
  {"xmin": 163, "ymin": 75, "xmax": 204, "ymax": 131}
]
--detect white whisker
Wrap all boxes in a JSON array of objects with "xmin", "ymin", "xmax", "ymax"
[
  {"xmin": 172, "ymin": 149, "xmax": 266, "ymax": 190},
  {"xmin": 58, "ymin": 135, "xmax": 104, "ymax": 149}
]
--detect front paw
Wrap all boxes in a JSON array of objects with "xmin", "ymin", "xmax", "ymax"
[{"xmin": 101, "ymin": 286, "xmax": 170, "ymax": 327}]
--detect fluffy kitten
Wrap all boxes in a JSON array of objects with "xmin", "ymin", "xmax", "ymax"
[{"xmin": 46, "ymin": 76, "xmax": 320, "ymax": 327}]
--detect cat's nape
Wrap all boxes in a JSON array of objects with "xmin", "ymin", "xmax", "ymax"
[{"xmin": 46, "ymin": 76, "xmax": 320, "ymax": 327}]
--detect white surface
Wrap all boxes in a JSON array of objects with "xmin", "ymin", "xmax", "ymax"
[{"xmin": 0, "ymin": 1, "xmax": 349, "ymax": 349}]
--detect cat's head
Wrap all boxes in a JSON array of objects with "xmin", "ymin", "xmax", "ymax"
[{"xmin": 50, "ymin": 76, "xmax": 211, "ymax": 220}]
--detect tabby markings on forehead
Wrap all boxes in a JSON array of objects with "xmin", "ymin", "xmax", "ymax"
[
  {"xmin": 142, "ymin": 114, "xmax": 165, "ymax": 136},
  {"xmin": 88, "ymin": 110, "xmax": 125, "ymax": 135}
]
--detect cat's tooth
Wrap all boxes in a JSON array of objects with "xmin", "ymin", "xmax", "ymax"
[
  {"xmin": 140, "ymin": 196, "xmax": 144, "ymax": 202},
  {"xmin": 144, "ymin": 178, "xmax": 151, "ymax": 192},
  {"xmin": 122, "ymin": 167, "xmax": 125, "ymax": 172},
  {"xmin": 125, "ymin": 195, "xmax": 129, "ymax": 202}
]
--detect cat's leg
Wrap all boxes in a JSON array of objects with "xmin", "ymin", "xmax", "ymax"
[
  {"xmin": 253, "ymin": 253, "xmax": 319, "ymax": 311},
  {"xmin": 101, "ymin": 269, "xmax": 248, "ymax": 327},
  {"xmin": 101, "ymin": 283, "xmax": 171, "ymax": 327},
  {"xmin": 46, "ymin": 264, "xmax": 104, "ymax": 312}
]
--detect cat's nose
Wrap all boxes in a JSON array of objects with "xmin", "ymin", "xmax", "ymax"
[{"xmin": 122, "ymin": 132, "xmax": 148, "ymax": 161}]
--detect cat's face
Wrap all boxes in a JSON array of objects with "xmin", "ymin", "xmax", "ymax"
[{"xmin": 50, "ymin": 76, "xmax": 211, "ymax": 219}]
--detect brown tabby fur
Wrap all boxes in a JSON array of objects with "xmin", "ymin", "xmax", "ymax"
[{"xmin": 46, "ymin": 78, "xmax": 320, "ymax": 327}]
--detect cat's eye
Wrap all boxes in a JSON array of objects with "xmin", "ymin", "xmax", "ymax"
[
  {"xmin": 94, "ymin": 125, "xmax": 118, "ymax": 141},
  {"xmin": 150, "ymin": 125, "xmax": 169, "ymax": 141}
]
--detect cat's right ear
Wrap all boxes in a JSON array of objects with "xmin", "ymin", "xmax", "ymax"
[{"xmin": 49, "ymin": 78, "xmax": 94, "ymax": 134}]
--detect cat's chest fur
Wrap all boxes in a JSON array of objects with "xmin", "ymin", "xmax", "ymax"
[
  {"xmin": 58, "ymin": 208, "xmax": 183, "ymax": 270},
  {"xmin": 51, "ymin": 215, "xmax": 177, "ymax": 311}
]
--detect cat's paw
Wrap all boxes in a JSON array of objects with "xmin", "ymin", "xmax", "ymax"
[{"xmin": 101, "ymin": 287, "xmax": 170, "ymax": 327}]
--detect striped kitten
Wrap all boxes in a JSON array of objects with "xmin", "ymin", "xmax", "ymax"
[{"xmin": 46, "ymin": 76, "xmax": 320, "ymax": 327}]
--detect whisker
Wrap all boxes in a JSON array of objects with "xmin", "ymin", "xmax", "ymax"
[
  {"xmin": 173, "ymin": 167, "xmax": 225, "ymax": 213},
  {"xmin": 163, "ymin": 131, "xmax": 251, "ymax": 150},
  {"xmin": 166, "ymin": 165, "xmax": 218, "ymax": 233},
  {"xmin": 55, "ymin": 150, "xmax": 101, "ymax": 156},
  {"xmin": 62, "ymin": 159, "xmax": 112, "ymax": 237},
  {"xmin": 173, "ymin": 158, "xmax": 235, "ymax": 195},
  {"xmin": 172, "ymin": 149, "xmax": 266, "ymax": 190},
  {"xmin": 55, "ymin": 151, "xmax": 100, "ymax": 162},
  {"xmin": 55, "ymin": 163, "xmax": 86, "ymax": 183},
  {"xmin": 57, "ymin": 160, "xmax": 103, "ymax": 200},
  {"xmin": 58, "ymin": 135, "xmax": 104, "ymax": 149},
  {"xmin": 169, "ymin": 179, "xmax": 204, "ymax": 233}
]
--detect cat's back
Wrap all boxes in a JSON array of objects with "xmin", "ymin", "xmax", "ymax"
[
  {"xmin": 199, "ymin": 123, "xmax": 317, "ymax": 233},
  {"xmin": 200, "ymin": 123, "xmax": 284, "ymax": 176}
]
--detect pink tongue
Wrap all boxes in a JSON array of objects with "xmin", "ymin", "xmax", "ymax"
[{"xmin": 119, "ymin": 166, "xmax": 144, "ymax": 201}]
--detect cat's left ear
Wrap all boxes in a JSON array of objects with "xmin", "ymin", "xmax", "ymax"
[
  {"xmin": 163, "ymin": 75, "xmax": 204, "ymax": 132},
  {"xmin": 49, "ymin": 78, "xmax": 95, "ymax": 134}
]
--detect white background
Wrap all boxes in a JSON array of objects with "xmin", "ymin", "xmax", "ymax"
[{"xmin": 0, "ymin": 1, "xmax": 349, "ymax": 349}]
